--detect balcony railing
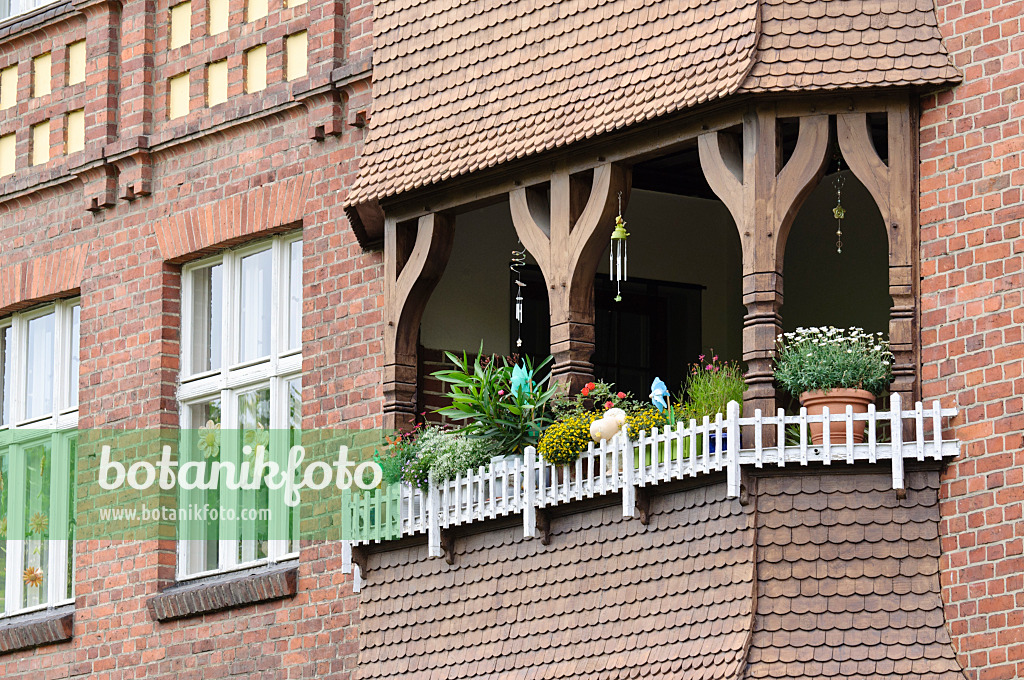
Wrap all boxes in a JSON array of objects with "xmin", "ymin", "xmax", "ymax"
[
  {"xmin": 0, "ymin": 0, "xmax": 61, "ymax": 25},
  {"xmin": 341, "ymin": 393, "xmax": 958, "ymax": 584}
]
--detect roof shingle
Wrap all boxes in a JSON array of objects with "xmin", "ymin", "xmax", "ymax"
[
  {"xmin": 346, "ymin": 0, "xmax": 958, "ymax": 215},
  {"xmin": 358, "ymin": 483, "xmax": 757, "ymax": 680}
]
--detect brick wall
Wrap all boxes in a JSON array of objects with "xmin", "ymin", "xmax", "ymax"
[
  {"xmin": 921, "ymin": 1, "xmax": 1024, "ymax": 677},
  {"xmin": 0, "ymin": 0, "xmax": 374, "ymax": 674}
]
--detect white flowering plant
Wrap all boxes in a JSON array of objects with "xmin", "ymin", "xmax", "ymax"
[{"xmin": 774, "ymin": 326, "xmax": 894, "ymax": 397}]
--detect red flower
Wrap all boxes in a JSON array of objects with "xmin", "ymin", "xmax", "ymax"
[
  {"xmin": 581, "ymin": 387, "xmax": 590, "ymax": 396},
  {"xmin": 585, "ymin": 382, "xmax": 596, "ymax": 390},
  {"xmin": 616, "ymin": 392, "xmax": 626, "ymax": 399},
  {"xmin": 604, "ymin": 401, "xmax": 613, "ymax": 410}
]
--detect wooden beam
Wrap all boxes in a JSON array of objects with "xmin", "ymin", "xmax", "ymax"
[
  {"xmin": 509, "ymin": 163, "xmax": 630, "ymax": 391},
  {"xmin": 699, "ymin": 105, "xmax": 830, "ymax": 440},
  {"xmin": 837, "ymin": 100, "xmax": 920, "ymax": 410},
  {"xmin": 382, "ymin": 213, "xmax": 455, "ymax": 430}
]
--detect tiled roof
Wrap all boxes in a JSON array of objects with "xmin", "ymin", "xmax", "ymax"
[
  {"xmin": 740, "ymin": 0, "xmax": 960, "ymax": 92},
  {"xmin": 744, "ymin": 470, "xmax": 966, "ymax": 680},
  {"xmin": 345, "ymin": 0, "xmax": 958, "ymax": 211},
  {"xmin": 346, "ymin": 0, "xmax": 760, "ymax": 207},
  {"xmin": 358, "ymin": 483, "xmax": 756, "ymax": 680}
]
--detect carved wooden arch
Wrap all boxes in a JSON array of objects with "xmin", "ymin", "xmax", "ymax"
[
  {"xmin": 837, "ymin": 101, "xmax": 920, "ymax": 403},
  {"xmin": 509, "ymin": 162, "xmax": 630, "ymax": 391},
  {"xmin": 383, "ymin": 213, "xmax": 455, "ymax": 431},
  {"xmin": 698, "ymin": 108, "xmax": 831, "ymax": 425}
]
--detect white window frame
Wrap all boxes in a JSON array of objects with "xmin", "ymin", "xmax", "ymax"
[
  {"xmin": 177, "ymin": 234, "xmax": 301, "ymax": 580},
  {"xmin": 0, "ymin": 299, "xmax": 79, "ymax": 618}
]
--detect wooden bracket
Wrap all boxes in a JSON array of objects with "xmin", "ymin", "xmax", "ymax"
[
  {"xmin": 535, "ymin": 509, "xmax": 551, "ymax": 546},
  {"xmin": 350, "ymin": 545, "xmax": 369, "ymax": 574},
  {"xmin": 439, "ymin": 529, "xmax": 456, "ymax": 565},
  {"xmin": 509, "ymin": 163, "xmax": 631, "ymax": 392},
  {"xmin": 635, "ymin": 487, "xmax": 652, "ymax": 525},
  {"xmin": 382, "ymin": 213, "xmax": 456, "ymax": 430}
]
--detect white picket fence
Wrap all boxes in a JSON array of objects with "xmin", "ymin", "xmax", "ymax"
[{"xmin": 343, "ymin": 393, "xmax": 959, "ymax": 563}]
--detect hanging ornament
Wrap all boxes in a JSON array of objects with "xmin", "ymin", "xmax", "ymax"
[
  {"xmin": 510, "ymin": 240, "xmax": 527, "ymax": 348},
  {"xmin": 610, "ymin": 192, "xmax": 629, "ymax": 302},
  {"xmin": 833, "ymin": 158, "xmax": 846, "ymax": 254}
]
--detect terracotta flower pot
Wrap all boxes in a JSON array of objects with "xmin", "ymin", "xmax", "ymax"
[{"xmin": 799, "ymin": 388, "xmax": 876, "ymax": 445}]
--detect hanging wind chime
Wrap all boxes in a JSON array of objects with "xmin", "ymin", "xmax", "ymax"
[
  {"xmin": 610, "ymin": 192, "xmax": 629, "ymax": 302},
  {"xmin": 833, "ymin": 158, "xmax": 847, "ymax": 254},
  {"xmin": 510, "ymin": 240, "xmax": 527, "ymax": 347}
]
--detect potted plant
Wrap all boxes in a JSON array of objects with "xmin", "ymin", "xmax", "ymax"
[
  {"xmin": 774, "ymin": 327, "xmax": 893, "ymax": 445},
  {"xmin": 681, "ymin": 354, "xmax": 746, "ymax": 453}
]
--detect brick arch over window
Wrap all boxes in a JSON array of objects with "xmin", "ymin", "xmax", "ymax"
[
  {"xmin": 153, "ymin": 174, "xmax": 312, "ymax": 262},
  {"xmin": 0, "ymin": 243, "xmax": 89, "ymax": 313}
]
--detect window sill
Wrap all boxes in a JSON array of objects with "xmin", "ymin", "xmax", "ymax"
[
  {"xmin": 147, "ymin": 562, "xmax": 298, "ymax": 622},
  {"xmin": 0, "ymin": 604, "xmax": 74, "ymax": 655}
]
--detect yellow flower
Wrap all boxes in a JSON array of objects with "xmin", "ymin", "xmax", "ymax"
[
  {"xmin": 23, "ymin": 566, "xmax": 44, "ymax": 588},
  {"xmin": 28, "ymin": 512, "xmax": 48, "ymax": 536},
  {"xmin": 243, "ymin": 422, "xmax": 270, "ymax": 456}
]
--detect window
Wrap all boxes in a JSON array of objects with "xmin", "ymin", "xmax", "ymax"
[
  {"xmin": 245, "ymin": 45, "xmax": 267, "ymax": 93},
  {"xmin": 208, "ymin": 0, "xmax": 229, "ymax": 34},
  {"xmin": 169, "ymin": 1, "xmax": 192, "ymax": 49},
  {"xmin": 178, "ymin": 235, "xmax": 302, "ymax": 578},
  {"xmin": 207, "ymin": 60, "xmax": 228, "ymax": 107},
  {"xmin": 0, "ymin": 133, "xmax": 14, "ymax": 177},
  {"xmin": 66, "ymin": 109, "xmax": 85, "ymax": 154},
  {"xmin": 31, "ymin": 120, "xmax": 50, "ymax": 166},
  {"xmin": 285, "ymin": 31, "xmax": 307, "ymax": 81},
  {"xmin": 32, "ymin": 53, "xmax": 50, "ymax": 98},
  {"xmin": 169, "ymin": 72, "xmax": 190, "ymax": 119},
  {"xmin": 0, "ymin": 65, "xmax": 16, "ymax": 110},
  {"xmin": 246, "ymin": 0, "xmax": 267, "ymax": 22},
  {"xmin": 0, "ymin": 300, "xmax": 80, "ymax": 617},
  {"xmin": 67, "ymin": 40, "xmax": 86, "ymax": 85}
]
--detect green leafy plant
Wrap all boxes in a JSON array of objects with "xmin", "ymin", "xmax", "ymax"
[
  {"xmin": 433, "ymin": 345, "xmax": 560, "ymax": 455},
  {"xmin": 774, "ymin": 327, "xmax": 893, "ymax": 397},
  {"xmin": 387, "ymin": 425, "xmax": 495, "ymax": 491},
  {"xmin": 682, "ymin": 353, "xmax": 746, "ymax": 420}
]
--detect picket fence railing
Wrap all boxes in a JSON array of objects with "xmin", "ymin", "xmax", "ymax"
[{"xmin": 341, "ymin": 394, "xmax": 959, "ymax": 576}]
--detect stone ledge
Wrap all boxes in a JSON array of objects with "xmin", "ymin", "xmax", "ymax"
[
  {"xmin": 148, "ymin": 563, "xmax": 298, "ymax": 622},
  {"xmin": 0, "ymin": 604, "xmax": 75, "ymax": 655}
]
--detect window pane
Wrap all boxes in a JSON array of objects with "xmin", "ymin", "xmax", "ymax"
[
  {"xmin": 0, "ymin": 449, "xmax": 7, "ymax": 611},
  {"xmin": 237, "ymin": 387, "xmax": 270, "ymax": 563},
  {"xmin": 69, "ymin": 305, "xmax": 80, "ymax": 409},
  {"xmin": 26, "ymin": 313, "xmax": 55, "ymax": 420},
  {"xmin": 191, "ymin": 264, "xmax": 223, "ymax": 374},
  {"xmin": 66, "ymin": 437, "xmax": 77, "ymax": 599},
  {"xmin": 238, "ymin": 249, "xmax": 272, "ymax": 362},
  {"xmin": 185, "ymin": 398, "xmax": 221, "ymax": 574},
  {"xmin": 1, "ymin": 325, "xmax": 10, "ymax": 425},
  {"xmin": 288, "ymin": 240, "xmax": 302, "ymax": 350},
  {"xmin": 288, "ymin": 378, "xmax": 301, "ymax": 554},
  {"xmin": 23, "ymin": 441, "xmax": 52, "ymax": 608}
]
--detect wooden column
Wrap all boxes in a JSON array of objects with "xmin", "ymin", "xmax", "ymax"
[
  {"xmin": 509, "ymin": 163, "xmax": 630, "ymax": 393},
  {"xmin": 838, "ymin": 99, "xmax": 920, "ymax": 407},
  {"xmin": 382, "ymin": 213, "xmax": 455, "ymax": 431},
  {"xmin": 699, "ymin": 108, "xmax": 830, "ymax": 433}
]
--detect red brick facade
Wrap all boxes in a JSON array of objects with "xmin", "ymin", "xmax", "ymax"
[
  {"xmin": 0, "ymin": 0, "xmax": 1021, "ymax": 676},
  {"xmin": 0, "ymin": 0, "xmax": 375, "ymax": 674},
  {"xmin": 922, "ymin": 1, "xmax": 1024, "ymax": 677}
]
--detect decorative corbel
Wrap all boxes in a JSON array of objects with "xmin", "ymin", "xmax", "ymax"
[
  {"xmin": 837, "ymin": 100, "xmax": 920, "ymax": 409},
  {"xmin": 699, "ymin": 109, "xmax": 830, "ymax": 439},
  {"xmin": 382, "ymin": 213, "xmax": 455, "ymax": 431},
  {"xmin": 509, "ymin": 163, "xmax": 630, "ymax": 393}
]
